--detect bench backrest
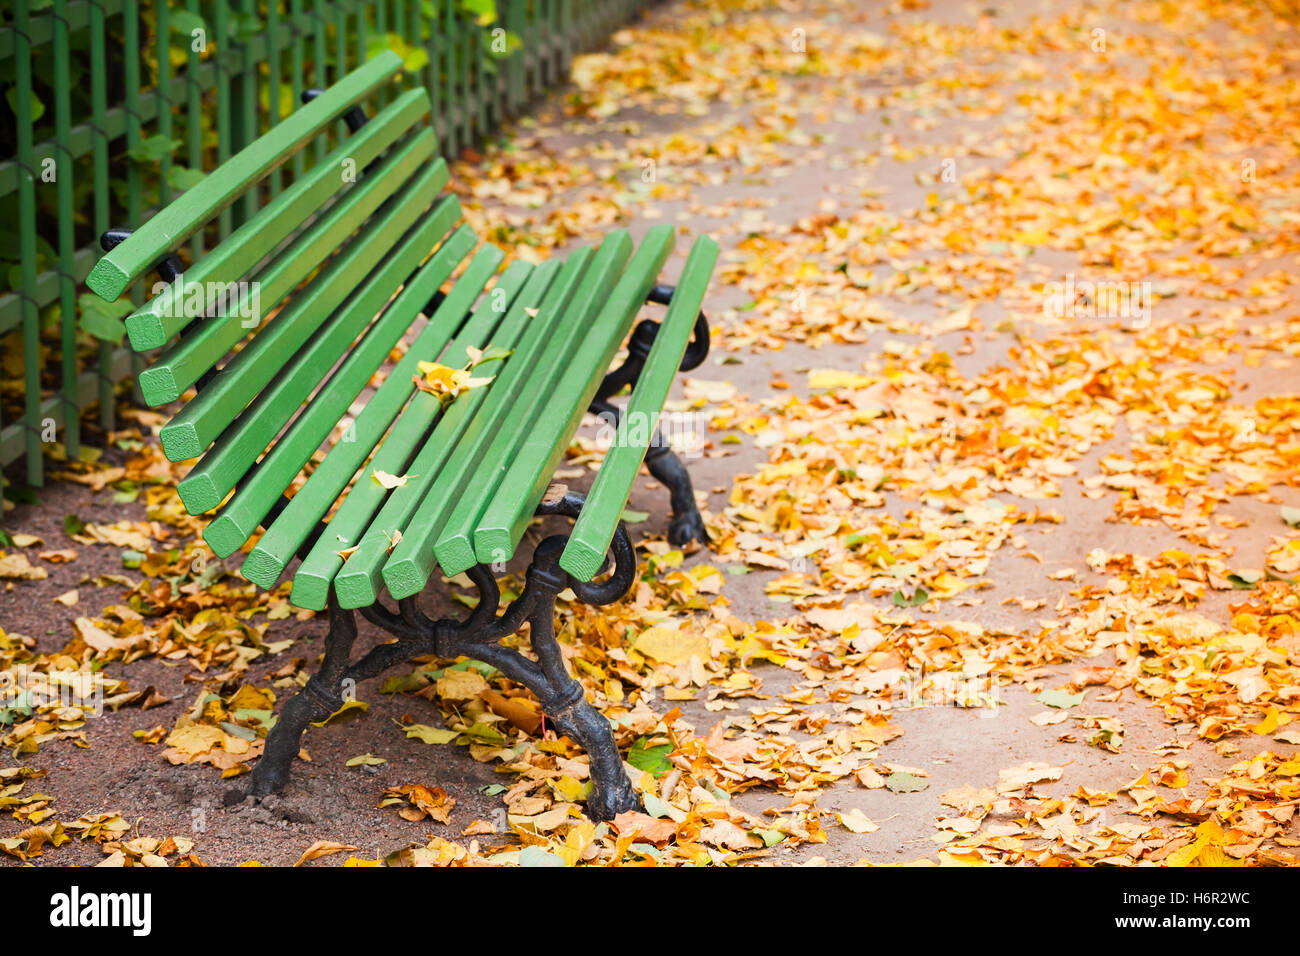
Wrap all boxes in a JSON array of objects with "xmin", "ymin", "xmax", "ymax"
[{"xmin": 90, "ymin": 50, "xmax": 470, "ymax": 523}]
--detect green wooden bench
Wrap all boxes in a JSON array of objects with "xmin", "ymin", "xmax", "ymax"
[{"xmin": 87, "ymin": 51, "xmax": 718, "ymax": 822}]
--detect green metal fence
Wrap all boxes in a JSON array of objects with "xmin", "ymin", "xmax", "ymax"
[{"xmin": 0, "ymin": 0, "xmax": 648, "ymax": 488}]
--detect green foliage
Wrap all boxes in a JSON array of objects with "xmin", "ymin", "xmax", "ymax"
[
  {"xmin": 127, "ymin": 134, "xmax": 180, "ymax": 164},
  {"xmin": 4, "ymin": 87, "xmax": 45, "ymax": 123},
  {"xmin": 627, "ymin": 736, "xmax": 674, "ymax": 776},
  {"xmin": 459, "ymin": 0, "xmax": 500, "ymax": 26}
]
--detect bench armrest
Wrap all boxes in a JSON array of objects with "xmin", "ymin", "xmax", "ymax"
[{"xmin": 559, "ymin": 236, "xmax": 719, "ymax": 581}]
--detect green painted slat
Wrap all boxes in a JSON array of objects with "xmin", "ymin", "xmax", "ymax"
[
  {"xmin": 460, "ymin": 227, "xmax": 675, "ymax": 574},
  {"xmin": 306, "ymin": 250, "xmax": 526, "ymax": 609},
  {"xmin": 327, "ymin": 253, "xmax": 539, "ymax": 608},
  {"xmin": 138, "ymin": 135, "xmax": 443, "ymax": 408},
  {"xmin": 279, "ymin": 261, "xmax": 548, "ymax": 606},
  {"xmin": 4, "ymin": 0, "xmax": 659, "ymax": 484},
  {"xmin": 241, "ymin": 261, "xmax": 556, "ymax": 590},
  {"xmin": 125, "ymin": 89, "xmax": 432, "ymax": 351},
  {"xmin": 156, "ymin": 160, "xmax": 451, "ymax": 460},
  {"xmin": 175, "ymin": 215, "xmax": 473, "ymax": 517},
  {"xmin": 87, "ymin": 51, "xmax": 405, "ymax": 302},
  {"xmin": 202, "ymin": 195, "xmax": 464, "ymax": 560},
  {"xmin": 289, "ymin": 250, "xmax": 521, "ymax": 609},
  {"xmin": 561, "ymin": 236, "xmax": 719, "ymax": 580},
  {"xmin": 380, "ymin": 233, "xmax": 632, "ymax": 600},
  {"xmin": 436, "ymin": 236, "xmax": 652, "ymax": 577}
]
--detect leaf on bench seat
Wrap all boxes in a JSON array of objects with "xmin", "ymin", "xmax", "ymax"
[
  {"xmin": 371, "ymin": 470, "xmax": 412, "ymax": 490},
  {"xmin": 412, "ymin": 361, "xmax": 496, "ymax": 404}
]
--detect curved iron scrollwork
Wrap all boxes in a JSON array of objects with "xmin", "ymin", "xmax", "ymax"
[
  {"xmin": 232, "ymin": 491, "xmax": 644, "ymax": 821},
  {"xmin": 594, "ymin": 284, "xmax": 710, "ymax": 406}
]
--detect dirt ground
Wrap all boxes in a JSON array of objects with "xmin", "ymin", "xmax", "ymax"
[{"xmin": 3, "ymin": 0, "xmax": 1299, "ymax": 866}]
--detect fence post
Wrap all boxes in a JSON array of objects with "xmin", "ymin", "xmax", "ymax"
[
  {"xmin": 15, "ymin": 0, "xmax": 44, "ymax": 486},
  {"xmin": 53, "ymin": 0, "xmax": 79, "ymax": 461}
]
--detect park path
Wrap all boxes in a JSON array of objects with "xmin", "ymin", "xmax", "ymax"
[{"xmin": 3, "ymin": 0, "xmax": 1300, "ymax": 865}]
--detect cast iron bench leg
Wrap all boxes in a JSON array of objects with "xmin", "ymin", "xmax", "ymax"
[
  {"xmin": 645, "ymin": 440, "xmax": 708, "ymax": 547},
  {"xmin": 240, "ymin": 597, "xmax": 358, "ymax": 799},
  {"xmin": 231, "ymin": 494, "xmax": 642, "ymax": 822}
]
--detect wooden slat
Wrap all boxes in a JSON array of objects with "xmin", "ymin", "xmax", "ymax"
[
  {"xmin": 175, "ymin": 215, "xmax": 475, "ymax": 517},
  {"xmin": 460, "ymin": 226, "xmax": 677, "ymax": 575},
  {"xmin": 139, "ymin": 136, "xmax": 444, "ymax": 409},
  {"xmin": 87, "ymin": 51, "xmax": 405, "ymax": 302},
  {"xmin": 434, "ymin": 231, "xmax": 663, "ymax": 577},
  {"xmin": 379, "ymin": 232, "xmax": 635, "ymax": 600},
  {"xmin": 200, "ymin": 195, "xmax": 463, "ymax": 560},
  {"xmin": 125, "ymin": 88, "xmax": 433, "ymax": 351},
  {"xmin": 560, "ymin": 236, "xmax": 718, "ymax": 580},
  {"xmin": 326, "ymin": 258, "xmax": 552, "ymax": 609},
  {"xmin": 287, "ymin": 254, "xmax": 534, "ymax": 609},
  {"xmin": 238, "ymin": 261, "xmax": 552, "ymax": 593},
  {"xmin": 158, "ymin": 181, "xmax": 457, "ymax": 465}
]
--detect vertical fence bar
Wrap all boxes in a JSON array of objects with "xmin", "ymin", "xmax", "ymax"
[
  {"xmin": 90, "ymin": 0, "xmax": 115, "ymax": 430},
  {"xmin": 268, "ymin": 0, "xmax": 282, "ymax": 196},
  {"xmin": 215, "ymin": 0, "xmax": 233, "ymax": 239},
  {"xmin": 125, "ymin": 0, "xmax": 145, "ymax": 401},
  {"xmin": 290, "ymin": 0, "xmax": 306, "ymax": 177},
  {"xmin": 468, "ymin": 17, "xmax": 483, "ymax": 139},
  {"xmin": 559, "ymin": 0, "xmax": 572, "ymax": 75},
  {"xmin": 541, "ymin": 0, "xmax": 555, "ymax": 87},
  {"xmin": 355, "ymin": 1, "xmax": 367, "ymax": 77},
  {"xmin": 157, "ymin": 0, "xmax": 173, "ymax": 207},
  {"xmin": 373, "ymin": 0, "xmax": 387, "ymax": 109},
  {"xmin": 53, "ymin": 0, "xmax": 79, "ymax": 460},
  {"xmin": 327, "ymin": 0, "xmax": 343, "ymax": 155},
  {"xmin": 186, "ymin": 0, "xmax": 205, "ymax": 259},
  {"xmin": 460, "ymin": 1, "xmax": 472, "ymax": 143},
  {"xmin": 15, "ymin": 0, "xmax": 43, "ymax": 485},
  {"xmin": 312, "ymin": 0, "xmax": 329, "ymax": 161},
  {"xmin": 425, "ymin": 0, "xmax": 443, "ymax": 150},
  {"xmin": 442, "ymin": 0, "xmax": 458, "ymax": 155},
  {"xmin": 238, "ymin": 0, "xmax": 258, "ymax": 223},
  {"xmin": 506, "ymin": 0, "xmax": 524, "ymax": 115}
]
